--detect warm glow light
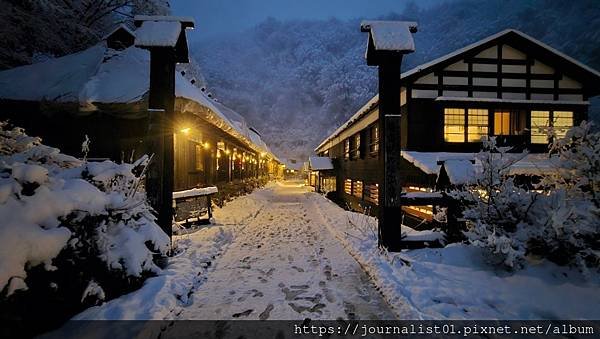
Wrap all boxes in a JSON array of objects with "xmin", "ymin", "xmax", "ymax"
[
  {"xmin": 225, "ymin": 149, "xmax": 231, "ymax": 155},
  {"xmin": 260, "ymin": 152, "xmax": 266, "ymax": 158},
  {"xmin": 180, "ymin": 127, "xmax": 191, "ymax": 134},
  {"xmin": 203, "ymin": 142, "xmax": 210, "ymax": 149}
]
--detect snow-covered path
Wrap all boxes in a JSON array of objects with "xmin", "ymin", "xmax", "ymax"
[{"xmin": 181, "ymin": 181, "xmax": 395, "ymax": 320}]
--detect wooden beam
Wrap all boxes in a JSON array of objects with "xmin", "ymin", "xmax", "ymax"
[{"xmin": 465, "ymin": 57, "xmax": 533, "ymax": 65}]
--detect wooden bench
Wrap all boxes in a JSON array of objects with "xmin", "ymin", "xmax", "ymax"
[{"xmin": 172, "ymin": 186, "xmax": 218, "ymax": 226}]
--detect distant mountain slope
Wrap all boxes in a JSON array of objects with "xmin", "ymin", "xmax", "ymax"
[{"xmin": 193, "ymin": 0, "xmax": 600, "ymax": 160}]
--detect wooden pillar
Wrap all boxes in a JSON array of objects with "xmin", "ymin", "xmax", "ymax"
[
  {"xmin": 361, "ymin": 20, "xmax": 416, "ymax": 252},
  {"xmin": 377, "ymin": 57, "xmax": 404, "ymax": 251},
  {"xmin": 146, "ymin": 49, "xmax": 176, "ymax": 240}
]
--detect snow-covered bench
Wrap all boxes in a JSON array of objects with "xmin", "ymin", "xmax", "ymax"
[{"xmin": 172, "ymin": 186, "xmax": 218, "ymax": 225}]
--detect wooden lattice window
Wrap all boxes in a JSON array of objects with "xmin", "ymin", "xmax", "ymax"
[
  {"xmin": 444, "ymin": 108, "xmax": 465, "ymax": 142},
  {"xmin": 467, "ymin": 109, "xmax": 489, "ymax": 142},
  {"xmin": 531, "ymin": 110, "xmax": 550, "ymax": 144},
  {"xmin": 344, "ymin": 139, "xmax": 350, "ymax": 160},
  {"xmin": 352, "ymin": 180, "xmax": 363, "ymax": 198},
  {"xmin": 552, "ymin": 111, "xmax": 574, "ymax": 140},
  {"xmin": 369, "ymin": 124, "xmax": 379, "ymax": 155},
  {"xmin": 344, "ymin": 179, "xmax": 352, "ymax": 195}
]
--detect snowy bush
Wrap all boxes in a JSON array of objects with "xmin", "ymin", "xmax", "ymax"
[
  {"xmin": 529, "ymin": 122, "xmax": 600, "ymax": 271},
  {"xmin": 451, "ymin": 138, "xmax": 537, "ymax": 269},
  {"xmin": 0, "ymin": 122, "xmax": 169, "ymax": 323},
  {"xmin": 453, "ymin": 124, "xmax": 600, "ymax": 271}
]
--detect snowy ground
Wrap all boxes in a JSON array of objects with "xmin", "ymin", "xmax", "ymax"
[
  {"xmin": 75, "ymin": 181, "xmax": 396, "ymax": 320},
  {"xmin": 74, "ymin": 180, "xmax": 600, "ymax": 322}
]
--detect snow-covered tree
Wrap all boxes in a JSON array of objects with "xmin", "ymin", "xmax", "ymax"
[
  {"xmin": 527, "ymin": 122, "xmax": 600, "ymax": 272},
  {"xmin": 453, "ymin": 124, "xmax": 600, "ymax": 271},
  {"xmin": 451, "ymin": 138, "xmax": 537, "ymax": 268}
]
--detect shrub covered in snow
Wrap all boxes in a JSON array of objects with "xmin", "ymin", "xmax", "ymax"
[
  {"xmin": 453, "ymin": 123, "xmax": 600, "ymax": 271},
  {"xmin": 0, "ymin": 122, "xmax": 169, "ymax": 327}
]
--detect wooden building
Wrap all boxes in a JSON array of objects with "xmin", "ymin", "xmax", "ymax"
[
  {"xmin": 315, "ymin": 29, "xmax": 600, "ymax": 224},
  {"xmin": 0, "ymin": 21, "xmax": 281, "ymax": 198}
]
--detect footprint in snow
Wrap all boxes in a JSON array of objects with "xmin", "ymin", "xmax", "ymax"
[
  {"xmin": 259, "ymin": 304, "xmax": 274, "ymax": 320},
  {"xmin": 291, "ymin": 266, "xmax": 304, "ymax": 273},
  {"xmin": 232, "ymin": 309, "xmax": 253, "ymax": 318}
]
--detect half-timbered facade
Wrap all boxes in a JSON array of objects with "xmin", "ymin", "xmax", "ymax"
[{"xmin": 315, "ymin": 29, "xmax": 600, "ymax": 224}]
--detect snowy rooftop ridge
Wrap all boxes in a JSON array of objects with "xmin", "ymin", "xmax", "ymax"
[
  {"xmin": 133, "ymin": 15, "xmax": 195, "ymax": 25},
  {"xmin": 401, "ymin": 151, "xmax": 562, "ymax": 178},
  {"xmin": 309, "ymin": 156, "xmax": 334, "ymax": 171},
  {"xmin": 134, "ymin": 21, "xmax": 182, "ymax": 48},
  {"xmin": 102, "ymin": 23, "xmax": 135, "ymax": 41},
  {"xmin": 314, "ymin": 94, "xmax": 378, "ymax": 152},
  {"xmin": 361, "ymin": 21, "xmax": 417, "ymax": 52}
]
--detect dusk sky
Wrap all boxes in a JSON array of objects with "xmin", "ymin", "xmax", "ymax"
[{"xmin": 171, "ymin": 0, "xmax": 445, "ymax": 40}]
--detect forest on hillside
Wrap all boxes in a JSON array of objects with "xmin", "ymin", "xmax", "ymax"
[{"xmin": 193, "ymin": 0, "xmax": 600, "ymax": 161}]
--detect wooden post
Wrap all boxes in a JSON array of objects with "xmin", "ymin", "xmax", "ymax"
[
  {"xmin": 146, "ymin": 49, "xmax": 176, "ymax": 239},
  {"xmin": 135, "ymin": 15, "xmax": 194, "ymax": 241},
  {"xmin": 361, "ymin": 21, "xmax": 417, "ymax": 251},
  {"xmin": 377, "ymin": 58, "xmax": 404, "ymax": 251}
]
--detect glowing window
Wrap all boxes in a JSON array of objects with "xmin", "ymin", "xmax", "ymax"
[
  {"xmin": 353, "ymin": 180, "xmax": 363, "ymax": 198},
  {"xmin": 344, "ymin": 139, "xmax": 350, "ymax": 160},
  {"xmin": 444, "ymin": 108, "xmax": 465, "ymax": 142},
  {"xmin": 553, "ymin": 111, "xmax": 574, "ymax": 140},
  {"xmin": 344, "ymin": 179, "xmax": 352, "ymax": 195},
  {"xmin": 467, "ymin": 109, "xmax": 489, "ymax": 142},
  {"xmin": 531, "ymin": 111, "xmax": 550, "ymax": 144},
  {"xmin": 494, "ymin": 111, "xmax": 511, "ymax": 135},
  {"xmin": 369, "ymin": 124, "xmax": 379, "ymax": 154}
]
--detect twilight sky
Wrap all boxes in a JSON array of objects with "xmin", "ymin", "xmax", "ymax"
[{"xmin": 171, "ymin": 0, "xmax": 446, "ymax": 41}]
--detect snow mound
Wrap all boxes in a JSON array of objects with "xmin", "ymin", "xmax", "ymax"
[{"xmin": 0, "ymin": 122, "xmax": 169, "ymax": 295}]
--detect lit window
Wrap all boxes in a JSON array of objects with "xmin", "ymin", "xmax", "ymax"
[
  {"xmin": 369, "ymin": 124, "xmax": 379, "ymax": 155},
  {"xmin": 553, "ymin": 111, "xmax": 574, "ymax": 140},
  {"xmin": 344, "ymin": 139, "xmax": 350, "ymax": 160},
  {"xmin": 444, "ymin": 108, "xmax": 465, "ymax": 142},
  {"xmin": 353, "ymin": 180, "xmax": 363, "ymax": 198},
  {"xmin": 354, "ymin": 134, "xmax": 361, "ymax": 159},
  {"xmin": 344, "ymin": 179, "xmax": 352, "ymax": 194},
  {"xmin": 467, "ymin": 109, "xmax": 488, "ymax": 142},
  {"xmin": 531, "ymin": 111, "xmax": 550, "ymax": 144},
  {"xmin": 494, "ymin": 111, "xmax": 511, "ymax": 135}
]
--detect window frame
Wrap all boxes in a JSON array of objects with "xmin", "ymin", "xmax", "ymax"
[
  {"xmin": 369, "ymin": 124, "xmax": 379, "ymax": 156},
  {"xmin": 444, "ymin": 107, "xmax": 489, "ymax": 143}
]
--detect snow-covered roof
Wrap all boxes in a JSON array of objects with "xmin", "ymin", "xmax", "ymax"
[
  {"xmin": 435, "ymin": 97, "xmax": 589, "ymax": 105},
  {"xmin": 173, "ymin": 186, "xmax": 218, "ymax": 199},
  {"xmin": 102, "ymin": 23, "xmax": 135, "ymax": 41},
  {"xmin": 315, "ymin": 94, "xmax": 378, "ymax": 152},
  {"xmin": 134, "ymin": 15, "xmax": 195, "ymax": 25},
  {"xmin": 0, "ymin": 43, "xmax": 279, "ymax": 163},
  {"xmin": 309, "ymin": 156, "xmax": 334, "ymax": 171},
  {"xmin": 401, "ymin": 151, "xmax": 561, "ymax": 179},
  {"xmin": 441, "ymin": 159, "xmax": 476, "ymax": 185},
  {"xmin": 135, "ymin": 21, "xmax": 182, "ymax": 48},
  {"xmin": 361, "ymin": 21, "xmax": 417, "ymax": 52}
]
